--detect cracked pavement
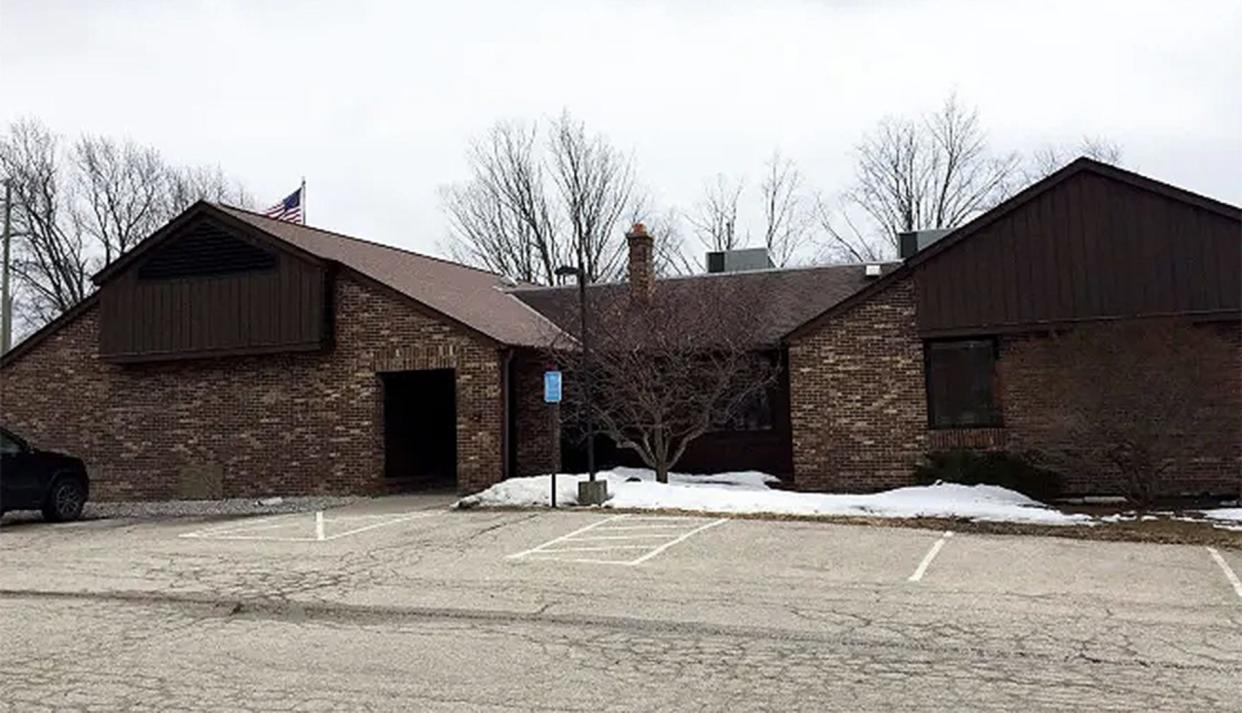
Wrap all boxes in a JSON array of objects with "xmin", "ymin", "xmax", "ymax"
[{"xmin": 1, "ymin": 497, "xmax": 1239, "ymax": 711}]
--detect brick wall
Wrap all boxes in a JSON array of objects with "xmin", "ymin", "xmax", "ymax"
[
  {"xmin": 511, "ymin": 350, "xmax": 561, "ymax": 476},
  {"xmin": 0, "ymin": 273, "xmax": 512, "ymax": 500},
  {"xmin": 789, "ymin": 273, "xmax": 1242, "ymax": 496},
  {"xmin": 996, "ymin": 322, "xmax": 1241, "ymax": 495},
  {"xmin": 789, "ymin": 278, "xmax": 928, "ymax": 492}
]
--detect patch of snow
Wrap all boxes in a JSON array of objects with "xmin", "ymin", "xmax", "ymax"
[
  {"xmin": 1201, "ymin": 508, "xmax": 1242, "ymax": 524},
  {"xmin": 457, "ymin": 468, "xmax": 1091, "ymax": 526},
  {"xmin": 1098, "ymin": 512, "xmax": 1159, "ymax": 523}
]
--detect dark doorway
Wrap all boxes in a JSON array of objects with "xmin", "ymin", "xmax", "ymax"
[{"xmin": 381, "ymin": 369, "xmax": 457, "ymax": 490}]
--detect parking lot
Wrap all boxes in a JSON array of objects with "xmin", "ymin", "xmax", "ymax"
[{"xmin": 2, "ymin": 497, "xmax": 1240, "ymax": 710}]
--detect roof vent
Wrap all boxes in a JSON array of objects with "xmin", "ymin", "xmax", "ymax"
[
  {"xmin": 864, "ymin": 264, "xmax": 882, "ymax": 278},
  {"xmin": 897, "ymin": 229, "xmax": 953, "ymax": 259},
  {"xmin": 705, "ymin": 248, "xmax": 774, "ymax": 273}
]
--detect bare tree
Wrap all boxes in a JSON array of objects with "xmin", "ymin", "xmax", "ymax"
[
  {"xmin": 824, "ymin": 94, "xmax": 1020, "ymax": 259},
  {"xmin": 549, "ymin": 113, "xmax": 635, "ymax": 282},
  {"xmin": 552, "ymin": 276, "xmax": 778, "ymax": 483},
  {"xmin": 165, "ymin": 164, "xmax": 251, "ymax": 211},
  {"xmin": 686, "ymin": 173, "xmax": 744, "ymax": 252},
  {"xmin": 71, "ymin": 135, "xmax": 167, "ymax": 265},
  {"xmin": 0, "ymin": 119, "xmax": 93, "ymax": 325},
  {"xmin": 811, "ymin": 193, "xmax": 889, "ymax": 264},
  {"xmin": 442, "ymin": 121, "xmax": 557, "ymax": 284},
  {"xmin": 441, "ymin": 113, "xmax": 639, "ymax": 285},
  {"xmin": 1030, "ymin": 321, "xmax": 1232, "ymax": 507},
  {"xmin": 1029, "ymin": 136, "xmax": 1124, "ymax": 179},
  {"xmin": 759, "ymin": 152, "xmax": 811, "ymax": 267}
]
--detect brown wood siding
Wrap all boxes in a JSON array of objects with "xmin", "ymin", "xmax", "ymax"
[
  {"xmin": 99, "ymin": 253, "xmax": 328, "ymax": 362},
  {"xmin": 915, "ymin": 172, "xmax": 1241, "ymax": 335}
]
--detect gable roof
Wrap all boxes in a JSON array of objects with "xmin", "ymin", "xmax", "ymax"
[
  {"xmin": 513, "ymin": 262, "xmax": 898, "ymax": 348},
  {"xmin": 11, "ymin": 202, "xmax": 563, "ymax": 362},
  {"xmin": 785, "ymin": 157, "xmax": 1242, "ymax": 341},
  {"xmin": 213, "ymin": 205, "xmax": 562, "ymax": 347}
]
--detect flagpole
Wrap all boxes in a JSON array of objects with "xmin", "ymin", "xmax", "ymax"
[{"xmin": 300, "ymin": 176, "xmax": 306, "ymax": 225}]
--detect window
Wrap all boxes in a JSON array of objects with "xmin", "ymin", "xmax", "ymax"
[
  {"xmin": 0, "ymin": 430, "xmax": 25, "ymax": 455},
  {"xmin": 925, "ymin": 338, "xmax": 1001, "ymax": 428}
]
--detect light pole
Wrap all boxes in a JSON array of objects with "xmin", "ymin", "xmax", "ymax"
[{"xmin": 554, "ymin": 262, "xmax": 607, "ymax": 505}]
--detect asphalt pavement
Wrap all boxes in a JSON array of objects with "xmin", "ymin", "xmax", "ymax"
[{"xmin": 1, "ymin": 496, "xmax": 1239, "ymax": 711}]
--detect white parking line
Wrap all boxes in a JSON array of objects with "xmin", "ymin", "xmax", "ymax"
[
  {"xmin": 179, "ymin": 510, "xmax": 440, "ymax": 542},
  {"xmin": 509, "ymin": 514, "xmax": 727, "ymax": 566},
  {"xmin": 181, "ymin": 513, "xmax": 293, "ymax": 537},
  {"xmin": 322, "ymin": 512, "xmax": 439, "ymax": 540},
  {"xmin": 1207, "ymin": 547, "xmax": 1242, "ymax": 601},
  {"xmin": 908, "ymin": 530, "xmax": 954, "ymax": 583},
  {"xmin": 506, "ymin": 515, "xmax": 626, "ymax": 559},
  {"xmin": 628, "ymin": 518, "xmax": 727, "ymax": 565},
  {"xmin": 528, "ymin": 545, "xmax": 654, "ymax": 554}
]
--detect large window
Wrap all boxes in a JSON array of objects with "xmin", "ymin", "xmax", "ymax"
[{"xmin": 925, "ymin": 338, "xmax": 1001, "ymax": 428}]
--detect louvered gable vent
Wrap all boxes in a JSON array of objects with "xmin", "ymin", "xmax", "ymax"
[{"xmin": 138, "ymin": 220, "xmax": 276, "ymax": 280}]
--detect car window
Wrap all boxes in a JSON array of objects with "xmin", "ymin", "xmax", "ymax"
[{"xmin": 0, "ymin": 431, "xmax": 23, "ymax": 455}]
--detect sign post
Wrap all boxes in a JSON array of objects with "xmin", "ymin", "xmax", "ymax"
[{"xmin": 543, "ymin": 370, "xmax": 562, "ymax": 507}]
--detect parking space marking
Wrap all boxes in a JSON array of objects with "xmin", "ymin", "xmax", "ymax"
[
  {"xmin": 179, "ymin": 510, "xmax": 441, "ymax": 542},
  {"xmin": 908, "ymin": 530, "xmax": 954, "ymax": 582},
  {"xmin": 1207, "ymin": 547, "xmax": 1242, "ymax": 601},
  {"xmin": 627, "ymin": 518, "xmax": 727, "ymax": 566},
  {"xmin": 505, "ymin": 515, "xmax": 627, "ymax": 559},
  {"xmin": 508, "ymin": 514, "xmax": 727, "ymax": 566},
  {"xmin": 181, "ymin": 513, "xmax": 293, "ymax": 538},
  {"xmin": 321, "ymin": 512, "xmax": 440, "ymax": 540}
]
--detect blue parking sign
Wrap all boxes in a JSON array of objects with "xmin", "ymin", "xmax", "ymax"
[{"xmin": 543, "ymin": 370, "xmax": 562, "ymax": 403}]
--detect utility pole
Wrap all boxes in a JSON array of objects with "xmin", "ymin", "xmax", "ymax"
[{"xmin": 1, "ymin": 178, "xmax": 12, "ymax": 355}]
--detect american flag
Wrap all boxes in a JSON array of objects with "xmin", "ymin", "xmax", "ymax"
[{"xmin": 263, "ymin": 186, "xmax": 304, "ymax": 223}]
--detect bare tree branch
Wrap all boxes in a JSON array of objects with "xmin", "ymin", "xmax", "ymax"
[
  {"xmin": 71, "ymin": 135, "xmax": 166, "ymax": 265},
  {"xmin": 759, "ymin": 151, "xmax": 811, "ymax": 267},
  {"xmin": 549, "ymin": 273, "xmax": 779, "ymax": 483},
  {"xmin": 827, "ymin": 93, "xmax": 1020, "ymax": 259},
  {"xmin": 441, "ymin": 113, "xmax": 638, "ymax": 285},
  {"xmin": 549, "ymin": 112, "xmax": 634, "ymax": 282},
  {"xmin": 0, "ymin": 119, "xmax": 93, "ymax": 323},
  {"xmin": 1029, "ymin": 136, "xmax": 1125, "ymax": 179},
  {"xmin": 811, "ymin": 192, "xmax": 888, "ymax": 264},
  {"xmin": 686, "ymin": 173, "xmax": 744, "ymax": 252}
]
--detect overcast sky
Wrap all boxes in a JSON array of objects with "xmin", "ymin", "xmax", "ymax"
[{"xmin": 2, "ymin": 0, "xmax": 1239, "ymax": 258}]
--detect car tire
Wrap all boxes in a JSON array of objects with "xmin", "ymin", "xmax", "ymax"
[{"xmin": 42, "ymin": 477, "xmax": 86, "ymax": 523}]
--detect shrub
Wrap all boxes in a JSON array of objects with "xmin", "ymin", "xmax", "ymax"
[{"xmin": 914, "ymin": 450, "xmax": 1064, "ymax": 502}]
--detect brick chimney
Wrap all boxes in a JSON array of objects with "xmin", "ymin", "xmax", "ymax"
[{"xmin": 626, "ymin": 223, "xmax": 654, "ymax": 299}]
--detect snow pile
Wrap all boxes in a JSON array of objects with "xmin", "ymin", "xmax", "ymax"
[
  {"xmin": 457, "ymin": 467, "xmax": 1091, "ymax": 526},
  {"xmin": 1200, "ymin": 508, "xmax": 1242, "ymax": 531},
  {"xmin": 1202, "ymin": 508, "xmax": 1242, "ymax": 523}
]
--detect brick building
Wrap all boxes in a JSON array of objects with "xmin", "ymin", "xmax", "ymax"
[
  {"xmin": 0, "ymin": 202, "xmax": 562, "ymax": 500},
  {"xmin": 1, "ymin": 159, "xmax": 1238, "ymax": 500},
  {"xmin": 787, "ymin": 159, "xmax": 1241, "ymax": 495}
]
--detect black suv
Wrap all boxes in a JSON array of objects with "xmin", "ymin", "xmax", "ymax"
[{"xmin": 0, "ymin": 427, "xmax": 90, "ymax": 522}]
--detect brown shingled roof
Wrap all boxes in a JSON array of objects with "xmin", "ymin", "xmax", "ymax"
[
  {"xmin": 213, "ymin": 205, "xmax": 563, "ymax": 347},
  {"xmin": 512, "ymin": 262, "xmax": 897, "ymax": 347}
]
